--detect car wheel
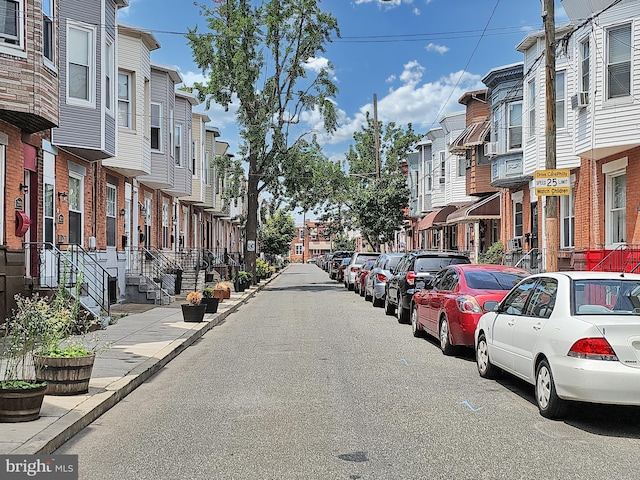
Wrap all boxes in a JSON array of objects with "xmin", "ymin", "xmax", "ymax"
[
  {"xmin": 364, "ymin": 286, "xmax": 372, "ymax": 302},
  {"xmin": 439, "ymin": 317, "xmax": 455, "ymax": 356},
  {"xmin": 411, "ymin": 307, "xmax": 423, "ymax": 337},
  {"xmin": 373, "ymin": 294, "xmax": 383, "ymax": 308},
  {"xmin": 535, "ymin": 359, "xmax": 568, "ymax": 419},
  {"xmin": 397, "ymin": 295, "xmax": 408, "ymax": 324},
  {"xmin": 476, "ymin": 334, "xmax": 497, "ymax": 379},
  {"xmin": 384, "ymin": 293, "xmax": 395, "ymax": 316},
  {"xmin": 347, "ymin": 281, "xmax": 353, "ymax": 291},
  {"xmin": 359, "ymin": 284, "xmax": 365, "ymax": 297}
]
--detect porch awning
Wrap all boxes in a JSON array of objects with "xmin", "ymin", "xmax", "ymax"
[
  {"xmin": 446, "ymin": 192, "xmax": 501, "ymax": 224},
  {"xmin": 418, "ymin": 205, "xmax": 458, "ymax": 231},
  {"xmin": 450, "ymin": 120, "xmax": 490, "ymax": 154}
]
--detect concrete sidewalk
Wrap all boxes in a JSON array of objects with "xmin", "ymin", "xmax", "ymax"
[{"xmin": 0, "ymin": 275, "xmax": 276, "ymax": 455}]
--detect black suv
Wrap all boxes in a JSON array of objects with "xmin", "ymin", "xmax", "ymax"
[
  {"xmin": 328, "ymin": 251, "xmax": 354, "ymax": 280},
  {"xmin": 385, "ymin": 250, "xmax": 470, "ymax": 322}
]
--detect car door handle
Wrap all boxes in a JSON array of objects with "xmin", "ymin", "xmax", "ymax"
[
  {"xmin": 507, "ymin": 320, "xmax": 515, "ymax": 327},
  {"xmin": 532, "ymin": 323, "xmax": 542, "ymax": 331}
]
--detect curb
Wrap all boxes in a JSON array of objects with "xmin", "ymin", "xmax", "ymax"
[{"xmin": 20, "ymin": 270, "xmax": 281, "ymax": 454}]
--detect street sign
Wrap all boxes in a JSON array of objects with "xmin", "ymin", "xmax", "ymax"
[{"xmin": 534, "ymin": 169, "xmax": 570, "ymax": 196}]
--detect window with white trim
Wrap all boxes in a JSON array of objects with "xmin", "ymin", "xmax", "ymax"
[
  {"xmin": 560, "ymin": 188, "xmax": 574, "ymax": 248},
  {"xmin": 607, "ymin": 24, "xmax": 631, "ymax": 99},
  {"xmin": 174, "ymin": 124, "xmax": 182, "ymax": 166},
  {"xmin": 556, "ymin": 70, "xmax": 566, "ymax": 129},
  {"xmin": 0, "ymin": 0, "xmax": 22, "ymax": 48},
  {"xmin": 191, "ymin": 140, "xmax": 196, "ymax": 174},
  {"xmin": 151, "ymin": 102, "xmax": 162, "ymax": 151},
  {"xmin": 295, "ymin": 244, "xmax": 304, "ymax": 256},
  {"xmin": 67, "ymin": 23, "xmax": 95, "ymax": 105},
  {"xmin": 527, "ymin": 79, "xmax": 535, "ymax": 138},
  {"xmin": 426, "ymin": 157, "xmax": 432, "ymax": 192},
  {"xmin": 204, "ymin": 151, "xmax": 211, "ymax": 185},
  {"xmin": 68, "ymin": 175, "xmax": 83, "ymax": 245},
  {"xmin": 106, "ymin": 184, "xmax": 116, "ymax": 247},
  {"xmin": 513, "ymin": 200, "xmax": 523, "ymax": 238},
  {"xmin": 607, "ymin": 172, "xmax": 626, "ymax": 244},
  {"xmin": 508, "ymin": 101, "xmax": 522, "ymax": 150},
  {"xmin": 42, "ymin": 0, "xmax": 54, "ymax": 63},
  {"xmin": 118, "ymin": 72, "xmax": 131, "ymax": 128},
  {"xmin": 580, "ymin": 38, "xmax": 590, "ymax": 93},
  {"xmin": 105, "ymin": 41, "xmax": 114, "ymax": 115},
  {"xmin": 162, "ymin": 200, "xmax": 169, "ymax": 249},
  {"xmin": 169, "ymin": 109, "xmax": 174, "ymax": 156},
  {"xmin": 439, "ymin": 151, "xmax": 445, "ymax": 177}
]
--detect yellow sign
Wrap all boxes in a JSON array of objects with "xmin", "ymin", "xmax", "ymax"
[{"xmin": 534, "ymin": 169, "xmax": 570, "ymax": 196}]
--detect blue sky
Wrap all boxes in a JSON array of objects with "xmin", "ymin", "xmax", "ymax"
[{"xmin": 119, "ymin": 0, "xmax": 568, "ymax": 215}]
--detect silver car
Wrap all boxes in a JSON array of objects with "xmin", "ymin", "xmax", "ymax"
[{"xmin": 365, "ymin": 253, "xmax": 403, "ymax": 307}]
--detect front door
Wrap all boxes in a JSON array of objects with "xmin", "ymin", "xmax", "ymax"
[
  {"xmin": 530, "ymin": 202, "xmax": 538, "ymax": 270},
  {"xmin": 68, "ymin": 175, "xmax": 83, "ymax": 246}
]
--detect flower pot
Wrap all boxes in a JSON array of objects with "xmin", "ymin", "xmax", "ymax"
[
  {"xmin": 34, "ymin": 354, "xmax": 96, "ymax": 396},
  {"xmin": 0, "ymin": 383, "xmax": 47, "ymax": 422},
  {"xmin": 213, "ymin": 288, "xmax": 230, "ymax": 300},
  {"xmin": 201, "ymin": 297, "xmax": 219, "ymax": 313},
  {"xmin": 181, "ymin": 304, "xmax": 207, "ymax": 322},
  {"xmin": 234, "ymin": 280, "xmax": 245, "ymax": 292}
]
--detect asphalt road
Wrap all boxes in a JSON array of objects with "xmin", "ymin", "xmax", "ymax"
[{"xmin": 57, "ymin": 263, "xmax": 640, "ymax": 480}]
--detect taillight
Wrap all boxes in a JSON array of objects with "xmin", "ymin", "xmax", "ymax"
[
  {"xmin": 351, "ymin": 267, "xmax": 359, "ymax": 272},
  {"xmin": 406, "ymin": 271, "xmax": 416, "ymax": 285},
  {"xmin": 456, "ymin": 295, "xmax": 482, "ymax": 313},
  {"xmin": 568, "ymin": 338, "xmax": 618, "ymax": 361},
  {"xmin": 377, "ymin": 273, "xmax": 387, "ymax": 282}
]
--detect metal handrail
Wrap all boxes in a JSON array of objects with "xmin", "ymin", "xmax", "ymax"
[
  {"xmin": 591, "ymin": 244, "xmax": 640, "ymax": 273},
  {"xmin": 514, "ymin": 247, "xmax": 539, "ymax": 272},
  {"xmin": 124, "ymin": 246, "xmax": 172, "ymax": 305}
]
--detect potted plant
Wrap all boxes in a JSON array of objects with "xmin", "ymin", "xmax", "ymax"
[
  {"xmin": 201, "ymin": 287, "xmax": 219, "ymax": 314},
  {"xmin": 182, "ymin": 291, "xmax": 206, "ymax": 322},
  {"xmin": 213, "ymin": 281, "xmax": 232, "ymax": 300},
  {"xmin": 0, "ymin": 294, "xmax": 48, "ymax": 422}
]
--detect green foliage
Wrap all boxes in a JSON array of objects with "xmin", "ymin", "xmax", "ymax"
[
  {"xmin": 333, "ymin": 235, "xmax": 356, "ymax": 251},
  {"xmin": 202, "ymin": 287, "xmax": 214, "ymax": 298},
  {"xmin": 0, "ymin": 380, "xmax": 47, "ymax": 390},
  {"xmin": 258, "ymin": 210, "xmax": 296, "ymax": 256},
  {"xmin": 479, "ymin": 241, "xmax": 505, "ymax": 264},
  {"xmin": 256, "ymin": 258, "xmax": 271, "ymax": 278},
  {"xmin": 38, "ymin": 346, "xmax": 92, "ymax": 358},
  {"xmin": 235, "ymin": 270, "xmax": 253, "ymax": 283}
]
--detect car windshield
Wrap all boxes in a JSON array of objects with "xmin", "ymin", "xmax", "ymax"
[
  {"xmin": 385, "ymin": 256, "xmax": 402, "ymax": 270},
  {"xmin": 341, "ymin": 258, "xmax": 351, "ymax": 266},
  {"xmin": 465, "ymin": 270, "xmax": 528, "ymax": 290},
  {"xmin": 573, "ymin": 279, "xmax": 640, "ymax": 315},
  {"xmin": 414, "ymin": 256, "xmax": 469, "ymax": 273}
]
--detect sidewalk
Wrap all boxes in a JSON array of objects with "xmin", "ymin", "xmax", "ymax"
[{"xmin": 0, "ymin": 275, "xmax": 277, "ymax": 455}]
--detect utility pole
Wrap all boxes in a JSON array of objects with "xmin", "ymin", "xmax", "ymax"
[
  {"xmin": 373, "ymin": 93, "xmax": 381, "ymax": 179},
  {"xmin": 543, "ymin": 0, "xmax": 559, "ymax": 272}
]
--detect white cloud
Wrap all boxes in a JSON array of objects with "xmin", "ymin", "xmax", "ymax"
[
  {"xmin": 304, "ymin": 57, "xmax": 330, "ymax": 74},
  {"xmin": 386, "ymin": 74, "xmax": 397, "ymax": 83},
  {"xmin": 413, "ymin": 7, "xmax": 421, "ymax": 15},
  {"xmin": 425, "ymin": 43, "xmax": 449, "ymax": 55},
  {"xmin": 179, "ymin": 70, "xmax": 207, "ymax": 88},
  {"xmin": 399, "ymin": 60, "xmax": 424, "ymax": 86}
]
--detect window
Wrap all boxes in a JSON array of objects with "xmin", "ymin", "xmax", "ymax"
[
  {"xmin": 514, "ymin": 200, "xmax": 523, "ymax": 238},
  {"xmin": 560, "ymin": 188, "xmax": 575, "ymax": 248},
  {"xmin": 174, "ymin": 124, "xmax": 183, "ymax": 166},
  {"xmin": 528, "ymin": 80, "xmax": 535, "ymax": 138},
  {"xmin": 162, "ymin": 200, "xmax": 169, "ymax": 249},
  {"xmin": 299, "ymin": 229, "xmax": 304, "ymax": 240},
  {"xmin": 426, "ymin": 158, "xmax": 432, "ymax": 191},
  {"xmin": 0, "ymin": 0, "xmax": 21, "ymax": 47},
  {"xmin": 580, "ymin": 38, "xmax": 590, "ymax": 93},
  {"xmin": 508, "ymin": 101, "xmax": 522, "ymax": 150},
  {"xmin": 118, "ymin": 72, "xmax": 131, "ymax": 128},
  {"xmin": 106, "ymin": 184, "xmax": 116, "ymax": 247},
  {"xmin": 169, "ymin": 109, "xmax": 174, "ymax": 156},
  {"xmin": 556, "ymin": 70, "xmax": 566, "ymax": 129},
  {"xmin": 42, "ymin": 0, "xmax": 54, "ymax": 63},
  {"xmin": 68, "ymin": 176, "xmax": 83, "ymax": 245},
  {"xmin": 105, "ymin": 41, "xmax": 114, "ymax": 114},
  {"xmin": 151, "ymin": 103, "xmax": 162, "ymax": 150},
  {"xmin": 608, "ymin": 173, "xmax": 626, "ymax": 244},
  {"xmin": 295, "ymin": 244, "xmax": 304, "ymax": 255},
  {"xmin": 67, "ymin": 24, "xmax": 94, "ymax": 104},
  {"xmin": 607, "ymin": 24, "xmax": 631, "ymax": 99},
  {"xmin": 439, "ymin": 151, "xmax": 445, "ymax": 177},
  {"xmin": 191, "ymin": 140, "xmax": 197, "ymax": 174},
  {"xmin": 457, "ymin": 156, "xmax": 465, "ymax": 177},
  {"xmin": 204, "ymin": 151, "xmax": 211, "ymax": 185},
  {"xmin": 501, "ymin": 278, "xmax": 538, "ymax": 316}
]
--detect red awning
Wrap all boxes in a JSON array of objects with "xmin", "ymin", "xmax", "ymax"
[
  {"xmin": 446, "ymin": 192, "xmax": 501, "ymax": 224},
  {"xmin": 450, "ymin": 120, "xmax": 490, "ymax": 154},
  {"xmin": 418, "ymin": 205, "xmax": 458, "ymax": 231}
]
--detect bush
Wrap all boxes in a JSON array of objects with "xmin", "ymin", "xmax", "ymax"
[{"xmin": 479, "ymin": 241, "xmax": 504, "ymax": 264}]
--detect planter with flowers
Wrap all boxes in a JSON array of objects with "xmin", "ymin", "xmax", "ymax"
[
  {"xmin": 213, "ymin": 281, "xmax": 232, "ymax": 300},
  {"xmin": 182, "ymin": 291, "xmax": 206, "ymax": 322},
  {"xmin": 201, "ymin": 287, "xmax": 219, "ymax": 314}
]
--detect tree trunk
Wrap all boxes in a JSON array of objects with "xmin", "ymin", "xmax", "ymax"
[{"xmin": 245, "ymin": 152, "xmax": 259, "ymax": 283}]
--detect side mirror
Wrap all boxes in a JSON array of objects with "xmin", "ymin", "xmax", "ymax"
[{"xmin": 483, "ymin": 300, "xmax": 499, "ymax": 312}]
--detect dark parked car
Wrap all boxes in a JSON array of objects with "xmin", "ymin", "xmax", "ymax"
[
  {"xmin": 385, "ymin": 250, "xmax": 471, "ymax": 323},
  {"xmin": 329, "ymin": 251, "xmax": 354, "ymax": 280}
]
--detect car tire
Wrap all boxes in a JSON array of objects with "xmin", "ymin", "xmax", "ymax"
[
  {"xmin": 439, "ymin": 317, "xmax": 455, "ymax": 356},
  {"xmin": 347, "ymin": 281, "xmax": 353, "ymax": 291},
  {"xmin": 397, "ymin": 295, "xmax": 408, "ymax": 324},
  {"xmin": 373, "ymin": 295, "xmax": 383, "ymax": 308},
  {"xmin": 364, "ymin": 286, "xmax": 372, "ymax": 302},
  {"xmin": 411, "ymin": 307, "xmax": 423, "ymax": 337},
  {"xmin": 384, "ymin": 293, "xmax": 395, "ymax": 316},
  {"xmin": 535, "ymin": 359, "xmax": 568, "ymax": 419},
  {"xmin": 476, "ymin": 333, "xmax": 498, "ymax": 379},
  {"xmin": 359, "ymin": 285, "xmax": 365, "ymax": 297}
]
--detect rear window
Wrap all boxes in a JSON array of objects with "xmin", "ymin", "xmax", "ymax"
[
  {"xmin": 356, "ymin": 254, "xmax": 379, "ymax": 263},
  {"xmin": 574, "ymin": 278, "xmax": 640, "ymax": 314},
  {"xmin": 385, "ymin": 256, "xmax": 402, "ymax": 270},
  {"xmin": 414, "ymin": 256, "xmax": 469, "ymax": 273},
  {"xmin": 465, "ymin": 270, "xmax": 528, "ymax": 290}
]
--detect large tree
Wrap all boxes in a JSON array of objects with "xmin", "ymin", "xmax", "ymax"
[
  {"xmin": 258, "ymin": 210, "xmax": 296, "ymax": 257},
  {"xmin": 186, "ymin": 0, "xmax": 339, "ymax": 279}
]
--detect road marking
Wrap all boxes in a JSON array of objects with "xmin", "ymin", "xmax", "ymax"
[
  {"xmin": 460, "ymin": 400, "xmax": 483, "ymax": 412},
  {"xmin": 401, "ymin": 358, "xmax": 409, "ymax": 366}
]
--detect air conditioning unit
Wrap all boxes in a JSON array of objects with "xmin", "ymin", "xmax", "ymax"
[
  {"xmin": 483, "ymin": 142, "xmax": 498, "ymax": 157},
  {"xmin": 438, "ymin": 177, "xmax": 446, "ymax": 184},
  {"xmin": 571, "ymin": 91, "xmax": 589, "ymax": 110},
  {"xmin": 507, "ymin": 237, "xmax": 523, "ymax": 251}
]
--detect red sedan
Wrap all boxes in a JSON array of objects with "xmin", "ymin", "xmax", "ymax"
[{"xmin": 411, "ymin": 264, "xmax": 529, "ymax": 355}]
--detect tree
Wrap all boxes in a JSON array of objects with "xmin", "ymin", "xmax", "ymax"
[
  {"xmin": 258, "ymin": 210, "xmax": 296, "ymax": 257},
  {"xmin": 342, "ymin": 112, "xmax": 421, "ymax": 251},
  {"xmin": 186, "ymin": 0, "xmax": 340, "ymax": 280}
]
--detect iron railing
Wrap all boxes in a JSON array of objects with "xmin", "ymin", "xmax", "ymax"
[
  {"xmin": 124, "ymin": 247, "xmax": 172, "ymax": 304},
  {"xmin": 591, "ymin": 244, "xmax": 640, "ymax": 273}
]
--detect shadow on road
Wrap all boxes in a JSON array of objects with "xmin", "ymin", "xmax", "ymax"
[{"xmin": 267, "ymin": 282, "xmax": 342, "ymax": 293}]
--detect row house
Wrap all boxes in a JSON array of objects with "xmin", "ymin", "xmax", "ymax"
[
  {"xmin": 0, "ymin": 4, "xmax": 246, "ymax": 322},
  {"xmin": 290, "ymin": 221, "xmax": 333, "ymax": 263}
]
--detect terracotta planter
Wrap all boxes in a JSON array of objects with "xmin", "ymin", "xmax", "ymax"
[
  {"xmin": 213, "ymin": 288, "xmax": 230, "ymax": 300},
  {"xmin": 201, "ymin": 297, "xmax": 219, "ymax": 313},
  {"xmin": 0, "ymin": 383, "xmax": 47, "ymax": 422},
  {"xmin": 34, "ymin": 354, "xmax": 96, "ymax": 395},
  {"xmin": 181, "ymin": 304, "xmax": 206, "ymax": 322}
]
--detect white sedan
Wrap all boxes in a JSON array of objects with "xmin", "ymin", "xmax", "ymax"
[{"xmin": 474, "ymin": 271, "xmax": 640, "ymax": 419}]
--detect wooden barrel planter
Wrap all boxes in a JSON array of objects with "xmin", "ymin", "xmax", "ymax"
[
  {"xmin": 0, "ymin": 383, "xmax": 47, "ymax": 422},
  {"xmin": 34, "ymin": 354, "xmax": 96, "ymax": 396}
]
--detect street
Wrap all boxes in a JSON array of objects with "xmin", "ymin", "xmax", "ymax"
[{"xmin": 57, "ymin": 264, "xmax": 640, "ymax": 479}]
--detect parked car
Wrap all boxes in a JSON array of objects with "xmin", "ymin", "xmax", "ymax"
[
  {"xmin": 475, "ymin": 271, "xmax": 640, "ymax": 419},
  {"xmin": 355, "ymin": 258, "xmax": 377, "ymax": 297},
  {"xmin": 385, "ymin": 250, "xmax": 470, "ymax": 323},
  {"xmin": 411, "ymin": 264, "xmax": 529, "ymax": 355},
  {"xmin": 329, "ymin": 251, "xmax": 354, "ymax": 280},
  {"xmin": 344, "ymin": 252, "xmax": 381, "ymax": 290},
  {"xmin": 365, "ymin": 253, "xmax": 404, "ymax": 307},
  {"xmin": 336, "ymin": 257, "xmax": 351, "ymax": 283}
]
